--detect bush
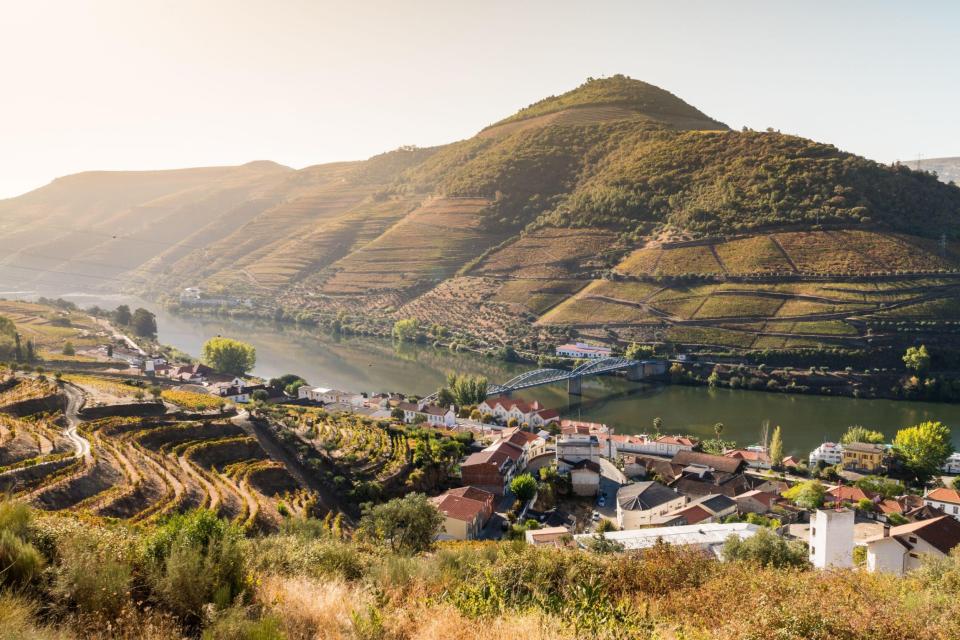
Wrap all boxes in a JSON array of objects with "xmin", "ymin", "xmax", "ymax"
[
  {"xmin": 142, "ymin": 510, "xmax": 247, "ymax": 621},
  {"xmin": 202, "ymin": 607, "xmax": 285, "ymax": 640},
  {"xmin": 722, "ymin": 528, "xmax": 809, "ymax": 568},
  {"xmin": 51, "ymin": 528, "xmax": 133, "ymax": 617},
  {"xmin": 0, "ymin": 530, "xmax": 44, "ymax": 588}
]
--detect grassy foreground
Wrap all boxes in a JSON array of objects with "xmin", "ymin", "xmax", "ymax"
[{"xmin": 1, "ymin": 500, "xmax": 959, "ymax": 640}]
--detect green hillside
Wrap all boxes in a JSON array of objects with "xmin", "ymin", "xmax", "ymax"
[{"xmin": 2, "ymin": 76, "xmax": 960, "ymax": 363}]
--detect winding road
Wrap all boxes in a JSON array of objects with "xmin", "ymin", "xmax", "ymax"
[{"xmin": 61, "ymin": 383, "xmax": 92, "ymax": 461}]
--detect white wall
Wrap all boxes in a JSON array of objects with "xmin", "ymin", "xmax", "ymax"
[{"xmin": 810, "ymin": 509, "xmax": 854, "ymax": 569}]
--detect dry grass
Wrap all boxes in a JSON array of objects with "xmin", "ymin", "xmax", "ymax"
[
  {"xmin": 693, "ymin": 295, "xmax": 784, "ymax": 319},
  {"xmin": 714, "ymin": 235, "xmax": 793, "ymax": 273},
  {"xmin": 474, "ymin": 228, "xmax": 616, "ymax": 278}
]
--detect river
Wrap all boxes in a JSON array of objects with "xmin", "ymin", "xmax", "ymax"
[{"xmin": 31, "ymin": 292, "xmax": 960, "ymax": 457}]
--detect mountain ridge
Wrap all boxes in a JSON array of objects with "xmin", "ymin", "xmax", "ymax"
[{"xmin": 1, "ymin": 76, "xmax": 959, "ymax": 359}]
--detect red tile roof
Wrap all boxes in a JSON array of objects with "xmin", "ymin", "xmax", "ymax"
[
  {"xmin": 926, "ymin": 488, "xmax": 960, "ymax": 505},
  {"xmin": 432, "ymin": 494, "xmax": 487, "ymax": 522},
  {"xmin": 890, "ymin": 516, "xmax": 960, "ymax": 555},
  {"xmin": 656, "ymin": 435, "xmax": 698, "ymax": 447},
  {"xmin": 825, "ymin": 485, "xmax": 877, "ymax": 503},
  {"xmin": 447, "ymin": 486, "xmax": 494, "ymax": 504},
  {"xmin": 668, "ymin": 504, "xmax": 714, "ymax": 525}
]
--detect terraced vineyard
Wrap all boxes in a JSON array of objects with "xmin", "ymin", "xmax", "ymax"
[{"xmin": 0, "ymin": 374, "xmax": 316, "ymax": 532}]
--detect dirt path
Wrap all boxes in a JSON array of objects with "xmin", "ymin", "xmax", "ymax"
[
  {"xmin": 61, "ymin": 383, "xmax": 92, "ymax": 461},
  {"xmin": 232, "ymin": 411, "xmax": 347, "ymax": 519}
]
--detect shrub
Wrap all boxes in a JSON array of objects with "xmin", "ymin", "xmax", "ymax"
[
  {"xmin": 141, "ymin": 510, "xmax": 247, "ymax": 621},
  {"xmin": 722, "ymin": 528, "xmax": 809, "ymax": 568},
  {"xmin": 0, "ymin": 530, "xmax": 44, "ymax": 588},
  {"xmin": 201, "ymin": 607, "xmax": 285, "ymax": 640},
  {"xmin": 51, "ymin": 528, "xmax": 133, "ymax": 617}
]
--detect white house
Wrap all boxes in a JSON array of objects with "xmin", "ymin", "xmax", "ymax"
[
  {"xmin": 616, "ymin": 481, "xmax": 687, "ymax": 530},
  {"xmin": 923, "ymin": 487, "xmax": 960, "ymax": 521},
  {"xmin": 809, "ymin": 508, "xmax": 854, "ymax": 569},
  {"xmin": 298, "ymin": 386, "xmax": 350, "ymax": 404},
  {"xmin": 943, "ymin": 453, "xmax": 960, "ymax": 475},
  {"xmin": 565, "ymin": 459, "xmax": 602, "ymax": 496},
  {"xmin": 397, "ymin": 401, "xmax": 457, "ymax": 428},
  {"xmin": 556, "ymin": 433, "xmax": 616, "ymax": 463},
  {"xmin": 808, "ymin": 442, "xmax": 844, "ymax": 467},
  {"xmin": 610, "ymin": 434, "xmax": 698, "ymax": 457},
  {"xmin": 477, "ymin": 397, "xmax": 559, "ymax": 428},
  {"xmin": 210, "ymin": 377, "xmax": 266, "ymax": 403},
  {"xmin": 865, "ymin": 516, "xmax": 960, "ymax": 575},
  {"xmin": 555, "ymin": 342, "xmax": 612, "ymax": 359}
]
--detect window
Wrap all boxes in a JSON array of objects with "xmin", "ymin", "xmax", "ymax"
[
  {"xmin": 909, "ymin": 553, "xmax": 920, "ymax": 559},
  {"xmin": 908, "ymin": 536, "xmax": 917, "ymax": 544},
  {"xmin": 810, "ymin": 546, "xmax": 815, "ymax": 556}
]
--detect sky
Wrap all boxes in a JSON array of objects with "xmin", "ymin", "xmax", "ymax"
[{"xmin": 1, "ymin": 0, "xmax": 958, "ymax": 198}]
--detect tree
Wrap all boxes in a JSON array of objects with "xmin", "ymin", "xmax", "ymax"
[
  {"xmin": 624, "ymin": 343, "xmax": 654, "ymax": 360},
  {"xmin": 251, "ymin": 389, "xmax": 269, "ymax": 402},
  {"xmin": 783, "ymin": 480, "xmax": 826, "ymax": 510},
  {"xmin": 854, "ymin": 476, "xmax": 904, "ymax": 499},
  {"xmin": 440, "ymin": 373, "xmax": 488, "ymax": 406},
  {"xmin": 768, "ymin": 425, "xmax": 784, "ymax": 469},
  {"xmin": 510, "ymin": 473, "xmax": 538, "ymax": 503},
  {"xmin": 201, "ymin": 337, "xmax": 256, "ymax": 376},
  {"xmin": 652, "ymin": 417, "xmax": 663, "ymax": 437},
  {"xmin": 113, "ymin": 305, "xmax": 132, "ymax": 326},
  {"xmin": 149, "ymin": 385, "xmax": 162, "ymax": 402},
  {"xmin": 893, "ymin": 421, "xmax": 954, "ymax": 483},
  {"xmin": 357, "ymin": 493, "xmax": 442, "ymax": 555},
  {"xmin": 903, "ymin": 345, "xmax": 931, "ymax": 374},
  {"xmin": 131, "ymin": 308, "xmax": 157, "ymax": 337},
  {"xmin": 722, "ymin": 528, "xmax": 808, "ymax": 568},
  {"xmin": 62, "ymin": 341, "xmax": 75, "ymax": 356},
  {"xmin": 840, "ymin": 425, "xmax": 885, "ymax": 445},
  {"xmin": 392, "ymin": 318, "xmax": 419, "ymax": 342},
  {"xmin": 595, "ymin": 518, "xmax": 618, "ymax": 533},
  {"xmin": 391, "ymin": 407, "xmax": 405, "ymax": 421}
]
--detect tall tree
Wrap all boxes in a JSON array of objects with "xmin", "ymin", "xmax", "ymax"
[
  {"xmin": 113, "ymin": 305, "xmax": 132, "ymax": 326},
  {"xmin": 769, "ymin": 425, "xmax": 783, "ymax": 469},
  {"xmin": 201, "ymin": 337, "xmax": 256, "ymax": 376},
  {"xmin": 131, "ymin": 308, "xmax": 157, "ymax": 337},
  {"xmin": 893, "ymin": 421, "xmax": 953, "ymax": 482}
]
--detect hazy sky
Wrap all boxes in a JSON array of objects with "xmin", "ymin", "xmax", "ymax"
[{"xmin": 2, "ymin": 0, "xmax": 958, "ymax": 198}]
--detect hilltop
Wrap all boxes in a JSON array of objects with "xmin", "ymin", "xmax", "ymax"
[{"xmin": 2, "ymin": 76, "xmax": 960, "ymax": 365}]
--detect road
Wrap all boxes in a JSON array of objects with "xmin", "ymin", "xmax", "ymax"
[
  {"xmin": 231, "ymin": 410, "xmax": 348, "ymax": 520},
  {"xmin": 61, "ymin": 382, "xmax": 92, "ymax": 461}
]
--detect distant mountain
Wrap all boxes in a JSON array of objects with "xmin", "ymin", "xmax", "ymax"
[
  {"xmin": 2, "ymin": 76, "xmax": 959, "ymax": 358},
  {"xmin": 903, "ymin": 157, "xmax": 960, "ymax": 185}
]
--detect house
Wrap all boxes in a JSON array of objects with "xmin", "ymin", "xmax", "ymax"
[
  {"xmin": 210, "ymin": 378, "xmax": 267, "ymax": 403},
  {"xmin": 171, "ymin": 363, "xmax": 214, "ymax": 383},
  {"xmin": 556, "ymin": 433, "xmax": 615, "ymax": 463},
  {"xmin": 574, "ymin": 522, "xmax": 763, "ymax": 557},
  {"xmin": 489, "ymin": 428, "xmax": 546, "ymax": 470},
  {"xmin": 943, "ymin": 453, "xmax": 960, "ymax": 475},
  {"xmin": 865, "ymin": 516, "xmax": 960, "ymax": 575},
  {"xmin": 431, "ymin": 487, "xmax": 495, "ymax": 540},
  {"xmin": 823, "ymin": 484, "xmax": 879, "ymax": 508},
  {"xmin": 724, "ymin": 447, "xmax": 771, "ymax": 470},
  {"xmin": 669, "ymin": 451, "xmax": 749, "ymax": 498},
  {"xmin": 734, "ymin": 489, "xmax": 782, "ymax": 515},
  {"xmin": 610, "ymin": 434, "xmax": 699, "ymax": 457},
  {"xmin": 460, "ymin": 445, "xmax": 519, "ymax": 496},
  {"xmin": 477, "ymin": 397, "xmax": 560, "ymax": 428},
  {"xmin": 525, "ymin": 526, "xmax": 573, "ymax": 547},
  {"xmin": 395, "ymin": 401, "xmax": 457, "ymax": 427},
  {"xmin": 616, "ymin": 481, "xmax": 687, "ymax": 530},
  {"xmin": 651, "ymin": 494, "xmax": 738, "ymax": 526},
  {"xmin": 562, "ymin": 459, "xmax": 601, "ymax": 496},
  {"xmin": 298, "ymin": 386, "xmax": 351, "ymax": 404},
  {"xmin": 841, "ymin": 442, "xmax": 886, "ymax": 473},
  {"xmin": 808, "ymin": 442, "xmax": 844, "ymax": 467},
  {"xmin": 923, "ymin": 487, "xmax": 960, "ymax": 521},
  {"xmin": 555, "ymin": 342, "xmax": 612, "ymax": 359}
]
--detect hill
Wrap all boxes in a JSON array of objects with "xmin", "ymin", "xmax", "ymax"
[
  {"xmin": 2, "ymin": 76, "xmax": 960, "ymax": 362},
  {"xmin": 904, "ymin": 156, "xmax": 960, "ymax": 185}
]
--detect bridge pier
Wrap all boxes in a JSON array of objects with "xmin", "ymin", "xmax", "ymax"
[
  {"xmin": 567, "ymin": 376, "xmax": 582, "ymax": 396},
  {"xmin": 626, "ymin": 363, "xmax": 645, "ymax": 382}
]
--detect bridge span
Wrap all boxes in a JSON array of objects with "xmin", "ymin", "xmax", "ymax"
[{"xmin": 425, "ymin": 358, "xmax": 667, "ymax": 403}]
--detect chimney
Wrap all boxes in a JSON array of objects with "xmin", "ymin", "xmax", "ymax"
[{"xmin": 882, "ymin": 524, "xmax": 890, "ymax": 538}]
